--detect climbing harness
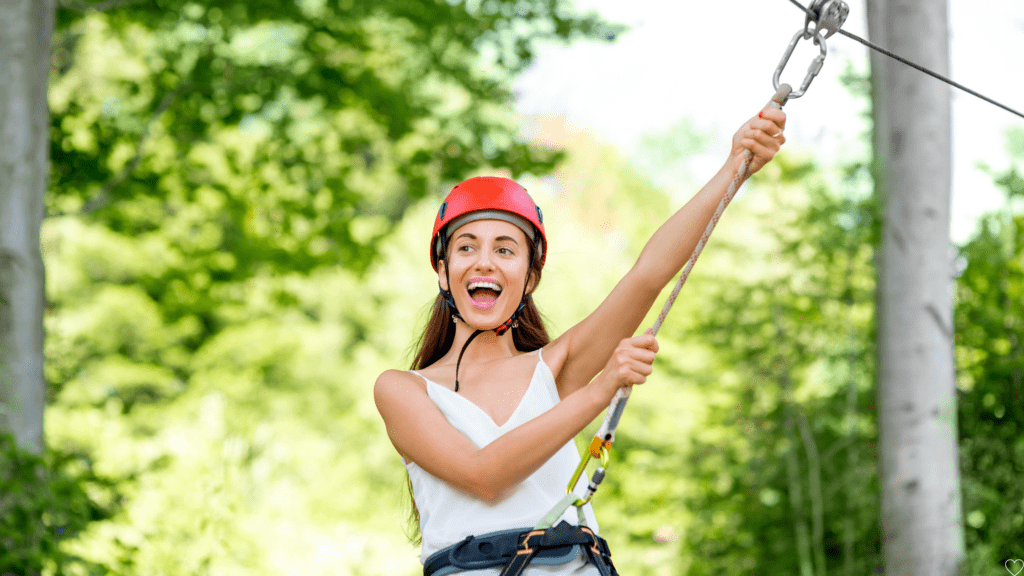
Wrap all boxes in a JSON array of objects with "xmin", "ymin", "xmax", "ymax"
[
  {"xmin": 423, "ymin": 521, "xmax": 618, "ymax": 576},
  {"xmin": 537, "ymin": 0, "xmax": 850, "ymax": 551}
]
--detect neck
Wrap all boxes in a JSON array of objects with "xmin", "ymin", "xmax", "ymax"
[{"xmin": 443, "ymin": 322, "xmax": 517, "ymax": 365}]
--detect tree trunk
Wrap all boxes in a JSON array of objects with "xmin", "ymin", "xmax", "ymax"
[
  {"xmin": 0, "ymin": 0, "xmax": 54, "ymax": 454},
  {"xmin": 868, "ymin": 0, "xmax": 965, "ymax": 574}
]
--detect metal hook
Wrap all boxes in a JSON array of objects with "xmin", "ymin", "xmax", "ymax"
[{"xmin": 773, "ymin": 28, "xmax": 828, "ymax": 100}]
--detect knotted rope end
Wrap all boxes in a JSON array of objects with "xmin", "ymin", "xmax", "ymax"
[{"xmin": 773, "ymin": 83, "xmax": 793, "ymax": 107}]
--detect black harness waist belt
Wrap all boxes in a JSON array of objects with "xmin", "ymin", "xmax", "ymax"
[{"xmin": 423, "ymin": 521, "xmax": 618, "ymax": 576}]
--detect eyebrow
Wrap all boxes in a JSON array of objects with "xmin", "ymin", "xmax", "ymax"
[{"xmin": 453, "ymin": 232, "xmax": 520, "ymax": 246}]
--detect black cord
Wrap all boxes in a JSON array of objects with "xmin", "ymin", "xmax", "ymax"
[
  {"xmin": 454, "ymin": 329, "xmax": 484, "ymax": 392},
  {"xmin": 785, "ymin": 0, "xmax": 1024, "ymax": 121}
]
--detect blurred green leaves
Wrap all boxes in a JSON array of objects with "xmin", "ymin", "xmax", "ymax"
[
  {"xmin": 0, "ymin": 432, "xmax": 112, "ymax": 576},
  {"xmin": 956, "ymin": 158, "xmax": 1024, "ymax": 567},
  {"xmin": 49, "ymin": 0, "xmax": 621, "ymax": 277}
]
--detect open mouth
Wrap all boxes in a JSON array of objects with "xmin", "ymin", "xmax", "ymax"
[{"xmin": 467, "ymin": 280, "xmax": 502, "ymax": 310}]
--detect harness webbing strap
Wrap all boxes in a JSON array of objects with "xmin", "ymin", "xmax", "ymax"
[
  {"xmin": 535, "ymin": 493, "xmax": 582, "ymax": 530},
  {"xmin": 498, "ymin": 523, "xmax": 615, "ymax": 576},
  {"xmin": 423, "ymin": 522, "xmax": 617, "ymax": 576}
]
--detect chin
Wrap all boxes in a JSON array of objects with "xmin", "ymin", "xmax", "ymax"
[{"xmin": 461, "ymin": 309, "xmax": 512, "ymax": 332}]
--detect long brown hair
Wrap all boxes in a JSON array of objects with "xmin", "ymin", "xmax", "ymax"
[{"xmin": 404, "ymin": 233, "xmax": 551, "ymax": 543}]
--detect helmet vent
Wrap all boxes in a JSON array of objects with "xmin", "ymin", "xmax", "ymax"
[{"xmin": 439, "ymin": 202, "xmax": 448, "ymax": 220}]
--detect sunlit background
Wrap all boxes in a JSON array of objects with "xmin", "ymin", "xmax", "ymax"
[{"xmin": 7, "ymin": 0, "xmax": 1023, "ymax": 574}]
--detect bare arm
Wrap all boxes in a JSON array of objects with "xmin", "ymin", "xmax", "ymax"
[
  {"xmin": 374, "ymin": 334, "xmax": 657, "ymax": 502},
  {"xmin": 549, "ymin": 106, "xmax": 787, "ymax": 396}
]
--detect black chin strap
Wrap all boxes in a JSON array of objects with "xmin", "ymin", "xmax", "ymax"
[
  {"xmin": 453, "ymin": 329, "xmax": 485, "ymax": 392},
  {"xmin": 440, "ymin": 235, "xmax": 463, "ymax": 322},
  {"xmin": 440, "ymin": 233, "xmax": 537, "ymax": 393}
]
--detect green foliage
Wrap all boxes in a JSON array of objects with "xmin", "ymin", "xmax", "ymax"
[
  {"xmin": 49, "ymin": 0, "xmax": 620, "ymax": 276},
  {"xmin": 44, "ymin": 219, "xmax": 429, "ymax": 573},
  {"xmin": 955, "ymin": 160, "xmax": 1024, "ymax": 570},
  {"xmin": 0, "ymin": 433, "xmax": 110, "ymax": 576},
  {"xmin": 654, "ymin": 156, "xmax": 884, "ymax": 576}
]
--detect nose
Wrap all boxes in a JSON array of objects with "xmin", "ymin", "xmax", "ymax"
[{"xmin": 473, "ymin": 247, "xmax": 494, "ymax": 271}]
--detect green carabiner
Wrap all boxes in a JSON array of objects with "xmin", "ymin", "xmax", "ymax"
[{"xmin": 566, "ymin": 443, "xmax": 610, "ymax": 506}]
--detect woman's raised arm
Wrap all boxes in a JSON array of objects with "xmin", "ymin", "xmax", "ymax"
[{"xmin": 546, "ymin": 106, "xmax": 786, "ymax": 397}]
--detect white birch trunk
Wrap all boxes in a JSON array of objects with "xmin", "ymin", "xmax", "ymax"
[
  {"xmin": 868, "ymin": 0, "xmax": 965, "ymax": 573},
  {"xmin": 0, "ymin": 0, "xmax": 55, "ymax": 453}
]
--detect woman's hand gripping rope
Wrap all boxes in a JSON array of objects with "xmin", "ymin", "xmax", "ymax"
[
  {"xmin": 564, "ymin": 86, "xmax": 792, "ymax": 513},
  {"xmin": 731, "ymin": 103, "xmax": 788, "ymax": 178},
  {"xmin": 593, "ymin": 330, "xmax": 659, "ymax": 402}
]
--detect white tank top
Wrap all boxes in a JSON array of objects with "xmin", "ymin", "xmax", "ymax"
[{"xmin": 405, "ymin": 348, "xmax": 599, "ymax": 564}]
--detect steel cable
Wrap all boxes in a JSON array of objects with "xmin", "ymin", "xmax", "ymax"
[{"xmin": 786, "ymin": 0, "xmax": 1024, "ymax": 121}]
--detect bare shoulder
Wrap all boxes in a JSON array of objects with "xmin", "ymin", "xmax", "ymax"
[
  {"xmin": 374, "ymin": 369, "xmax": 427, "ymax": 407},
  {"xmin": 373, "ymin": 369, "xmax": 433, "ymax": 462}
]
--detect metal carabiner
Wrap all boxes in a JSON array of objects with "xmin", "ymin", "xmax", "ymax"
[
  {"xmin": 772, "ymin": 28, "xmax": 828, "ymax": 100},
  {"xmin": 805, "ymin": 0, "xmax": 850, "ymax": 40}
]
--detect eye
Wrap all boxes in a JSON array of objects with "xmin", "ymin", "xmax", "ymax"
[{"xmin": 497, "ymin": 246, "xmax": 515, "ymax": 256}]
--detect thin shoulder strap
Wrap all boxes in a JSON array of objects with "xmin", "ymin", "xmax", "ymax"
[{"xmin": 407, "ymin": 370, "xmax": 431, "ymax": 391}]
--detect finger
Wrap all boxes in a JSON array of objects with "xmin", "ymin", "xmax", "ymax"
[
  {"xmin": 621, "ymin": 357, "xmax": 651, "ymax": 376},
  {"xmin": 750, "ymin": 117, "xmax": 773, "ymax": 131},
  {"xmin": 739, "ymin": 141, "xmax": 778, "ymax": 171},
  {"xmin": 627, "ymin": 348, "xmax": 657, "ymax": 366},
  {"xmin": 617, "ymin": 363, "xmax": 648, "ymax": 384},
  {"xmin": 743, "ymin": 130, "xmax": 783, "ymax": 153},
  {"xmin": 636, "ymin": 359, "xmax": 655, "ymax": 380},
  {"xmin": 758, "ymin": 107, "xmax": 787, "ymax": 130},
  {"xmin": 634, "ymin": 360, "xmax": 654, "ymax": 376},
  {"xmin": 633, "ymin": 333, "xmax": 659, "ymax": 352},
  {"xmin": 625, "ymin": 365, "xmax": 650, "ymax": 384},
  {"xmin": 741, "ymin": 134, "xmax": 782, "ymax": 157},
  {"xmin": 750, "ymin": 118, "xmax": 785, "ymax": 137}
]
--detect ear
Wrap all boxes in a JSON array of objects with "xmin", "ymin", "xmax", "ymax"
[
  {"xmin": 437, "ymin": 259, "xmax": 449, "ymax": 292},
  {"xmin": 525, "ymin": 270, "xmax": 537, "ymax": 296}
]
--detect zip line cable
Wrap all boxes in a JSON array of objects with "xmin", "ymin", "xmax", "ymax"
[{"xmin": 786, "ymin": 0, "xmax": 1024, "ymax": 121}]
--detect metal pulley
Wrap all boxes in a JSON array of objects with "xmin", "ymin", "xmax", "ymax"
[{"xmin": 806, "ymin": 0, "xmax": 850, "ymax": 40}]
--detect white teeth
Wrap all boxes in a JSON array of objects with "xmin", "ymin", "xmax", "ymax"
[{"xmin": 468, "ymin": 281, "xmax": 502, "ymax": 292}]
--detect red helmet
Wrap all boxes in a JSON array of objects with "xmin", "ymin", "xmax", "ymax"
[{"xmin": 430, "ymin": 176, "xmax": 546, "ymax": 271}]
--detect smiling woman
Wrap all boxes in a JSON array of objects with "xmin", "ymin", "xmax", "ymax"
[
  {"xmin": 373, "ymin": 103, "xmax": 786, "ymax": 576},
  {"xmin": 409, "ymin": 178, "xmax": 552, "ymax": 381}
]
